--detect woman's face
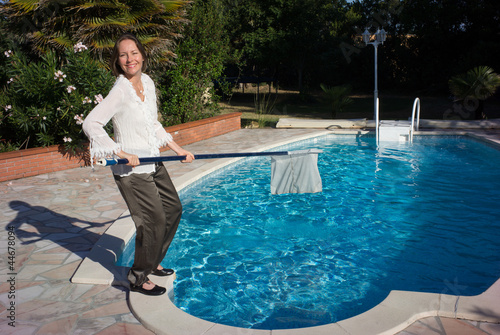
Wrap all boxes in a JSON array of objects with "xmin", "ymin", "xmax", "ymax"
[{"xmin": 117, "ymin": 39, "xmax": 144, "ymax": 79}]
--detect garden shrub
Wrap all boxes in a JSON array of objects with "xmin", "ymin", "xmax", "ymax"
[
  {"xmin": 157, "ymin": 0, "xmax": 233, "ymax": 126},
  {"xmin": 0, "ymin": 44, "xmax": 114, "ymax": 153}
]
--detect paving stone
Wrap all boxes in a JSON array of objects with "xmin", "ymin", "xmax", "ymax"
[
  {"xmin": 16, "ymin": 265, "xmax": 56, "ymax": 280},
  {"xmin": 480, "ymin": 322, "xmax": 500, "ymax": 334},
  {"xmin": 38, "ymin": 282, "xmax": 74, "ymax": 301},
  {"xmin": 40, "ymin": 261, "xmax": 81, "ymax": 280},
  {"xmin": 66, "ymin": 284, "xmax": 95, "ymax": 302},
  {"xmin": 0, "ymin": 284, "xmax": 46, "ymax": 305},
  {"xmin": 73, "ymin": 316, "xmax": 116, "ymax": 335},
  {"xmin": 0, "ymin": 321, "xmax": 39, "ymax": 335},
  {"xmin": 64, "ymin": 252, "xmax": 85, "ymax": 264},
  {"xmin": 77, "ymin": 284, "xmax": 110, "ymax": 302},
  {"xmin": 28, "ymin": 253, "xmax": 67, "ymax": 264},
  {"xmin": 0, "ymin": 281, "xmax": 45, "ymax": 294},
  {"xmin": 120, "ymin": 313, "xmax": 143, "ymax": 324},
  {"xmin": 91, "ymin": 287, "xmax": 127, "ymax": 306},
  {"xmin": 81, "ymin": 300, "xmax": 130, "ymax": 319},
  {"xmin": 36, "ymin": 314, "xmax": 79, "ymax": 335},
  {"xmin": 440, "ymin": 318, "xmax": 488, "ymax": 334},
  {"xmin": 94, "ymin": 322, "xmax": 155, "ymax": 335},
  {"xmin": 16, "ymin": 300, "xmax": 90, "ymax": 323}
]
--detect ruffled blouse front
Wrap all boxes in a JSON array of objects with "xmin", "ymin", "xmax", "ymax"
[{"xmin": 82, "ymin": 74, "xmax": 173, "ymax": 176}]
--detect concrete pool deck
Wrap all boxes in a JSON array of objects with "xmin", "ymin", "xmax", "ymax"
[{"xmin": 1, "ymin": 127, "xmax": 500, "ymax": 334}]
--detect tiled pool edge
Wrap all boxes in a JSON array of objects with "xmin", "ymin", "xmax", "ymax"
[
  {"xmin": 128, "ymin": 278, "xmax": 500, "ymax": 335},
  {"xmin": 71, "ymin": 129, "xmax": 500, "ymax": 334}
]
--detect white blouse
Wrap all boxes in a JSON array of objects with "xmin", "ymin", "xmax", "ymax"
[{"xmin": 82, "ymin": 74, "xmax": 173, "ymax": 176}]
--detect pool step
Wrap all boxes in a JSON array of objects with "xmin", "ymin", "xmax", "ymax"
[{"xmin": 378, "ymin": 120, "xmax": 412, "ymax": 142}]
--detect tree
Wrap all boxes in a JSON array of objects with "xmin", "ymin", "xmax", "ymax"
[
  {"xmin": 223, "ymin": 0, "xmax": 338, "ymax": 92},
  {"xmin": 0, "ymin": 0, "xmax": 189, "ymax": 66},
  {"xmin": 449, "ymin": 66, "xmax": 500, "ymax": 119},
  {"xmin": 158, "ymin": 0, "xmax": 233, "ymax": 125},
  {"xmin": 386, "ymin": 0, "xmax": 500, "ymax": 92}
]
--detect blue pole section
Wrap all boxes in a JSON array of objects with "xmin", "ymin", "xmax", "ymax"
[{"xmin": 98, "ymin": 151, "xmax": 292, "ymax": 166}]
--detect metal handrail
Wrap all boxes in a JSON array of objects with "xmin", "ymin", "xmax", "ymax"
[
  {"xmin": 410, "ymin": 98, "xmax": 420, "ymax": 143},
  {"xmin": 376, "ymin": 97, "xmax": 380, "ymax": 144}
]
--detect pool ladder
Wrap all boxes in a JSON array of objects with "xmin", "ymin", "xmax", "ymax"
[{"xmin": 376, "ymin": 97, "xmax": 420, "ymax": 143}]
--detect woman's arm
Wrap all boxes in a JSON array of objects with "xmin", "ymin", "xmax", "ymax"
[
  {"xmin": 116, "ymin": 149, "xmax": 140, "ymax": 167},
  {"xmin": 167, "ymin": 140, "xmax": 195, "ymax": 163},
  {"xmin": 82, "ymin": 84, "xmax": 122, "ymax": 160}
]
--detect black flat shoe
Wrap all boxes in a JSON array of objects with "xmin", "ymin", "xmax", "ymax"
[
  {"xmin": 130, "ymin": 283, "xmax": 166, "ymax": 296},
  {"xmin": 151, "ymin": 268, "xmax": 175, "ymax": 276}
]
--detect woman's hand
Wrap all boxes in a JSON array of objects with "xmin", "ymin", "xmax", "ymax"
[
  {"xmin": 178, "ymin": 149, "xmax": 195, "ymax": 163},
  {"xmin": 117, "ymin": 150, "xmax": 140, "ymax": 167},
  {"xmin": 167, "ymin": 141, "xmax": 195, "ymax": 163}
]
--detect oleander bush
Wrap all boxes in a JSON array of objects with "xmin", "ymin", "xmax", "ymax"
[{"xmin": 0, "ymin": 44, "xmax": 114, "ymax": 153}]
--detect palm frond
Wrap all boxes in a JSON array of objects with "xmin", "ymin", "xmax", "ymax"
[
  {"xmin": 84, "ymin": 16, "xmax": 129, "ymax": 28},
  {"xmin": 9, "ymin": 0, "xmax": 40, "ymax": 12},
  {"xmin": 69, "ymin": 1, "xmax": 129, "ymax": 12},
  {"xmin": 449, "ymin": 66, "xmax": 500, "ymax": 101},
  {"xmin": 320, "ymin": 84, "xmax": 353, "ymax": 117},
  {"xmin": 31, "ymin": 30, "xmax": 55, "ymax": 54},
  {"xmin": 50, "ymin": 34, "xmax": 74, "ymax": 50},
  {"xmin": 157, "ymin": 0, "xmax": 189, "ymax": 14},
  {"xmin": 90, "ymin": 37, "xmax": 118, "ymax": 49},
  {"xmin": 2, "ymin": 0, "xmax": 189, "ymax": 69},
  {"xmin": 31, "ymin": 30, "xmax": 74, "ymax": 55}
]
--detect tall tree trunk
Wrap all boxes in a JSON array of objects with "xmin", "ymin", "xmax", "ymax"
[
  {"xmin": 297, "ymin": 68, "xmax": 303, "ymax": 92},
  {"xmin": 474, "ymin": 100, "xmax": 485, "ymax": 119}
]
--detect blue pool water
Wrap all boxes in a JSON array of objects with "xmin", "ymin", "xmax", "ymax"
[{"xmin": 117, "ymin": 135, "xmax": 500, "ymax": 329}]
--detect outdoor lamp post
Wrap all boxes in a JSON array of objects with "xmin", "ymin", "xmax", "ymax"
[{"xmin": 362, "ymin": 28, "xmax": 387, "ymax": 121}]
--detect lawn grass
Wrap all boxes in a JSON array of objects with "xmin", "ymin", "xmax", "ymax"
[{"xmin": 218, "ymin": 84, "xmax": 484, "ymax": 128}]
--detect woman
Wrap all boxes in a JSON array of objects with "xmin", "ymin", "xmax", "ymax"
[{"xmin": 83, "ymin": 33, "xmax": 194, "ymax": 296}]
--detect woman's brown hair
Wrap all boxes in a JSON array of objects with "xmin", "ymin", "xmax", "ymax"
[{"xmin": 110, "ymin": 33, "xmax": 148, "ymax": 77}]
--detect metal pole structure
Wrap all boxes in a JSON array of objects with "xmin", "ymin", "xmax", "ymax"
[
  {"xmin": 362, "ymin": 28, "xmax": 387, "ymax": 129},
  {"xmin": 376, "ymin": 97, "xmax": 379, "ymax": 144},
  {"xmin": 373, "ymin": 43, "xmax": 378, "ymax": 121}
]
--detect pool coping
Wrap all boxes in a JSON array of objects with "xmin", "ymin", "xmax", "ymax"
[
  {"xmin": 71, "ymin": 128, "xmax": 500, "ymax": 334},
  {"xmin": 276, "ymin": 117, "xmax": 500, "ymax": 130},
  {"xmin": 128, "ymin": 276, "xmax": 500, "ymax": 335}
]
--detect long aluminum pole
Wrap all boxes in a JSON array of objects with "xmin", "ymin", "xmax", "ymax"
[{"xmin": 97, "ymin": 149, "xmax": 323, "ymax": 166}]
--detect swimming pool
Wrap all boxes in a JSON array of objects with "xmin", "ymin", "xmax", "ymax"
[{"xmin": 117, "ymin": 135, "xmax": 500, "ymax": 330}]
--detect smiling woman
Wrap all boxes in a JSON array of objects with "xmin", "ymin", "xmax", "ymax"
[
  {"xmin": 82, "ymin": 33, "xmax": 195, "ymax": 296},
  {"xmin": 114, "ymin": 37, "xmax": 146, "ymax": 100}
]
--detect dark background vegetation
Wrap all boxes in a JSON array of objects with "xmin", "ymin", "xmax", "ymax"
[
  {"xmin": 221, "ymin": 0, "xmax": 500, "ymax": 94},
  {"xmin": 1, "ymin": 0, "xmax": 500, "ymax": 149}
]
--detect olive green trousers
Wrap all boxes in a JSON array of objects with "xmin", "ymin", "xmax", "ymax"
[{"xmin": 114, "ymin": 162, "xmax": 182, "ymax": 286}]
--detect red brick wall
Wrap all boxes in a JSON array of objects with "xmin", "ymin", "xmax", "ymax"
[
  {"xmin": 0, "ymin": 112, "xmax": 241, "ymax": 183},
  {"xmin": 164, "ymin": 112, "xmax": 242, "ymax": 148}
]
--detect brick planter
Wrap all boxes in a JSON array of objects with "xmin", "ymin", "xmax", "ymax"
[{"xmin": 0, "ymin": 112, "xmax": 241, "ymax": 183}]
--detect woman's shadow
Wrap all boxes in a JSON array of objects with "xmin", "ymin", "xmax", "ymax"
[{"xmin": 7, "ymin": 200, "xmax": 129, "ymax": 287}]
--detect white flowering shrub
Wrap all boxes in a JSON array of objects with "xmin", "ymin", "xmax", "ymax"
[{"xmin": 0, "ymin": 45, "xmax": 114, "ymax": 153}]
